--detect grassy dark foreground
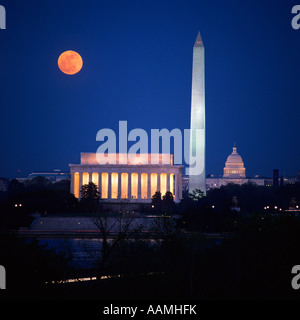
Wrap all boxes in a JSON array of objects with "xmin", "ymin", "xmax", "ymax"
[{"xmin": 2, "ymin": 213, "xmax": 300, "ymax": 300}]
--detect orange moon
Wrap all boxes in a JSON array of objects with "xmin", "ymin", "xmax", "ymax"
[{"xmin": 58, "ymin": 50, "xmax": 83, "ymax": 75}]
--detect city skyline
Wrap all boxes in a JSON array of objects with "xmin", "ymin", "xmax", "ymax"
[
  {"xmin": 0, "ymin": 0, "xmax": 299, "ymax": 180},
  {"xmin": 1, "ymin": 1, "xmax": 300, "ymax": 302}
]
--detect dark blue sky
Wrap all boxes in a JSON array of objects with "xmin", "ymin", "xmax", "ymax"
[{"xmin": 0, "ymin": 0, "xmax": 299, "ymax": 179}]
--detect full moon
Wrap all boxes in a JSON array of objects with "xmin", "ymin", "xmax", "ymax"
[{"xmin": 58, "ymin": 50, "xmax": 83, "ymax": 75}]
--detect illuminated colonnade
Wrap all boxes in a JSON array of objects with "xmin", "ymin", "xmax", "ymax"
[
  {"xmin": 71, "ymin": 171, "xmax": 182, "ymax": 203},
  {"xmin": 70, "ymin": 153, "xmax": 183, "ymax": 203}
]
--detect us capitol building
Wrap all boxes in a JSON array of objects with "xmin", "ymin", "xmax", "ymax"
[{"xmin": 193, "ymin": 144, "xmax": 265, "ymax": 191}]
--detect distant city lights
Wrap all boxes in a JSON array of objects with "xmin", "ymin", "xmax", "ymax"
[{"xmin": 14, "ymin": 203, "xmax": 22, "ymax": 207}]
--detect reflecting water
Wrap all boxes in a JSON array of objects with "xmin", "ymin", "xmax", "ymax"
[{"xmin": 27, "ymin": 238, "xmax": 103, "ymax": 269}]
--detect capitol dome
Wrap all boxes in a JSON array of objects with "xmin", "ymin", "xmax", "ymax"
[{"xmin": 223, "ymin": 145, "xmax": 246, "ymax": 179}]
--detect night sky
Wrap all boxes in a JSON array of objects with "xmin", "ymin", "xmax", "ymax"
[{"xmin": 0, "ymin": 0, "xmax": 299, "ymax": 179}]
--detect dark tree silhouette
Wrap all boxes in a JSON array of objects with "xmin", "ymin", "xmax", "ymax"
[
  {"xmin": 7, "ymin": 179, "xmax": 25, "ymax": 198},
  {"xmin": 151, "ymin": 191, "xmax": 162, "ymax": 212},
  {"xmin": 162, "ymin": 191, "xmax": 175, "ymax": 214},
  {"xmin": 80, "ymin": 182, "xmax": 100, "ymax": 213},
  {"xmin": 90, "ymin": 213, "xmax": 136, "ymax": 278},
  {"xmin": 25, "ymin": 176, "xmax": 52, "ymax": 191},
  {"xmin": 81, "ymin": 182, "xmax": 99, "ymax": 200}
]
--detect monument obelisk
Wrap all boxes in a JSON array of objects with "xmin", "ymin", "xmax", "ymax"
[{"xmin": 188, "ymin": 31, "xmax": 206, "ymax": 195}]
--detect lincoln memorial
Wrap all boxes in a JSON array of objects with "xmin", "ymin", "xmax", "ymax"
[{"xmin": 70, "ymin": 153, "xmax": 183, "ymax": 205}]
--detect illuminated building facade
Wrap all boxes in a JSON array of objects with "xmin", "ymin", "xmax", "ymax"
[
  {"xmin": 70, "ymin": 153, "xmax": 183, "ymax": 203},
  {"xmin": 189, "ymin": 31, "xmax": 206, "ymax": 195},
  {"xmin": 223, "ymin": 145, "xmax": 246, "ymax": 178},
  {"xmin": 206, "ymin": 145, "xmax": 265, "ymax": 189}
]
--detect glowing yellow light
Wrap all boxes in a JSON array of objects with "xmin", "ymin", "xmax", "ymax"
[
  {"xmin": 121, "ymin": 173, "xmax": 128, "ymax": 199},
  {"xmin": 170, "ymin": 174, "xmax": 174, "ymax": 195},
  {"xmin": 101, "ymin": 173, "xmax": 108, "ymax": 198},
  {"xmin": 92, "ymin": 172, "xmax": 99, "ymax": 189},
  {"xmin": 111, "ymin": 173, "xmax": 118, "ymax": 199},
  {"xmin": 160, "ymin": 173, "xmax": 167, "ymax": 196},
  {"xmin": 74, "ymin": 172, "xmax": 79, "ymax": 198},
  {"xmin": 82, "ymin": 172, "xmax": 89, "ymax": 185},
  {"xmin": 131, "ymin": 173, "xmax": 138, "ymax": 199},
  {"xmin": 151, "ymin": 173, "xmax": 157, "ymax": 197},
  {"xmin": 141, "ymin": 173, "xmax": 148, "ymax": 199}
]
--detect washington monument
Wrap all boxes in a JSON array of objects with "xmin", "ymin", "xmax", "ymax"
[{"xmin": 189, "ymin": 31, "xmax": 206, "ymax": 195}]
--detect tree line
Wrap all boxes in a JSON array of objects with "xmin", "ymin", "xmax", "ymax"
[
  {"xmin": 0, "ymin": 176, "xmax": 300, "ymax": 231},
  {"xmin": 0, "ymin": 177, "xmax": 300, "ymax": 299}
]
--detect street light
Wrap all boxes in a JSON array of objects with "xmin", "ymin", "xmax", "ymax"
[{"xmin": 14, "ymin": 203, "xmax": 22, "ymax": 207}]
